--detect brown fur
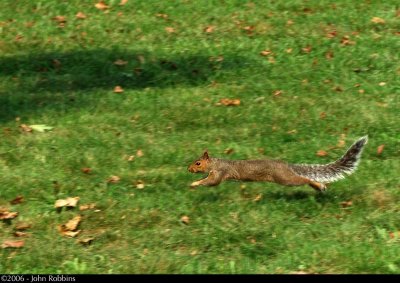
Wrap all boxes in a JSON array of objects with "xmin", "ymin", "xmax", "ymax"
[
  {"xmin": 188, "ymin": 151, "xmax": 327, "ymax": 191},
  {"xmin": 188, "ymin": 136, "xmax": 368, "ymax": 192}
]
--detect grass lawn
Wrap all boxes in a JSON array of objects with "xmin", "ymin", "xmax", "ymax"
[{"xmin": 1, "ymin": 0, "xmax": 399, "ymax": 274}]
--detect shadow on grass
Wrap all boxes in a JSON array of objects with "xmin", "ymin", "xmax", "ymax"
[{"xmin": 0, "ymin": 48, "xmax": 259, "ymax": 121}]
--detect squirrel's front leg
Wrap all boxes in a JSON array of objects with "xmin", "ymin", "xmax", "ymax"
[{"xmin": 190, "ymin": 170, "xmax": 224, "ymax": 188}]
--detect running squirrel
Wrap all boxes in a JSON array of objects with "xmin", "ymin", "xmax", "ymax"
[{"xmin": 188, "ymin": 136, "xmax": 368, "ymax": 191}]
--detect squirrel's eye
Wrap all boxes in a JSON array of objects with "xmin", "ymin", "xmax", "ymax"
[{"xmin": 195, "ymin": 162, "xmax": 201, "ymax": 166}]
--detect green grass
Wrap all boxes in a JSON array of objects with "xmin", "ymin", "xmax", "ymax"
[{"xmin": 1, "ymin": 0, "xmax": 400, "ymax": 274}]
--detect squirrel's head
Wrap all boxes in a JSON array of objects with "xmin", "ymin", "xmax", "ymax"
[{"xmin": 188, "ymin": 150, "xmax": 210, "ymax": 173}]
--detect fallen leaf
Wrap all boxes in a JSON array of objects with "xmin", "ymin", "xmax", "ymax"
[
  {"xmin": 30, "ymin": 124, "xmax": 53, "ymax": 132},
  {"xmin": 377, "ymin": 144, "xmax": 385, "ymax": 155},
  {"xmin": 77, "ymin": 237, "xmax": 94, "ymax": 245},
  {"xmin": 81, "ymin": 167, "xmax": 92, "ymax": 174},
  {"xmin": 378, "ymin": 82, "xmax": 386, "ymax": 86},
  {"xmin": 285, "ymin": 48, "xmax": 293, "ymax": 53},
  {"xmin": 253, "ymin": 194, "xmax": 262, "ymax": 202},
  {"xmin": 107, "ymin": 175, "xmax": 120, "ymax": 183},
  {"xmin": 63, "ymin": 215, "xmax": 82, "ymax": 231},
  {"xmin": 127, "ymin": 155, "xmax": 135, "ymax": 161},
  {"xmin": 326, "ymin": 30, "xmax": 337, "ymax": 38},
  {"xmin": 95, "ymin": 1, "xmax": 109, "ymax": 10},
  {"xmin": 340, "ymin": 36, "xmax": 355, "ymax": 46},
  {"xmin": 358, "ymin": 89, "xmax": 365, "ymax": 94},
  {"xmin": 260, "ymin": 50, "xmax": 273, "ymax": 56},
  {"xmin": 114, "ymin": 86, "xmax": 124, "ymax": 93},
  {"xmin": 204, "ymin": 26, "xmax": 215, "ymax": 33},
  {"xmin": 0, "ymin": 210, "xmax": 18, "ymax": 220},
  {"xmin": 224, "ymin": 148, "xmax": 234, "ymax": 155},
  {"xmin": 340, "ymin": 200, "xmax": 353, "ymax": 208},
  {"xmin": 76, "ymin": 12, "xmax": 86, "ymax": 19},
  {"xmin": 136, "ymin": 180, "xmax": 145, "ymax": 189},
  {"xmin": 119, "ymin": 0, "xmax": 128, "ymax": 5},
  {"xmin": 2, "ymin": 240, "xmax": 24, "ymax": 249},
  {"xmin": 316, "ymin": 150, "xmax": 328, "ymax": 157},
  {"xmin": 155, "ymin": 13, "xmax": 168, "ymax": 20},
  {"xmin": 273, "ymin": 90, "xmax": 283, "ymax": 97},
  {"xmin": 136, "ymin": 149, "xmax": 144, "ymax": 157},
  {"xmin": 181, "ymin": 215, "xmax": 190, "ymax": 225},
  {"xmin": 54, "ymin": 197, "xmax": 80, "ymax": 209},
  {"xmin": 302, "ymin": 46, "xmax": 312, "ymax": 53},
  {"xmin": 59, "ymin": 230, "xmax": 81, "ymax": 238},
  {"xmin": 52, "ymin": 16, "xmax": 66, "ymax": 27},
  {"xmin": 114, "ymin": 59, "xmax": 128, "ymax": 66},
  {"xmin": 15, "ymin": 222, "xmax": 31, "ymax": 231},
  {"xmin": 79, "ymin": 203, "xmax": 96, "ymax": 211},
  {"xmin": 218, "ymin": 98, "xmax": 241, "ymax": 106},
  {"xmin": 319, "ymin": 112, "xmax": 326, "ymax": 119},
  {"xmin": 165, "ymin": 27, "xmax": 175, "ymax": 33},
  {"xmin": 10, "ymin": 195, "xmax": 24, "ymax": 205},
  {"xmin": 20, "ymin": 124, "xmax": 32, "ymax": 132},
  {"xmin": 325, "ymin": 50, "xmax": 334, "ymax": 60},
  {"xmin": 14, "ymin": 231, "xmax": 28, "ymax": 237},
  {"xmin": 371, "ymin": 17, "xmax": 385, "ymax": 24}
]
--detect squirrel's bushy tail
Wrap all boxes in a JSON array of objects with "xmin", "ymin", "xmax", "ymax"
[{"xmin": 289, "ymin": 136, "xmax": 368, "ymax": 183}]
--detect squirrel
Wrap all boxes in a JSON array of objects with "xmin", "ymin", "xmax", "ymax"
[{"xmin": 188, "ymin": 136, "xmax": 368, "ymax": 192}]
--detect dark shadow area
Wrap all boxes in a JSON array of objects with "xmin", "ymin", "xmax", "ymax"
[{"xmin": 0, "ymin": 49, "xmax": 260, "ymax": 121}]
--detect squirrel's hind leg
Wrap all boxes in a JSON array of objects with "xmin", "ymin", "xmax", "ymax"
[{"xmin": 309, "ymin": 181, "xmax": 327, "ymax": 192}]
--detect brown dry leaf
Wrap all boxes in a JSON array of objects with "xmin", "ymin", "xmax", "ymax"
[
  {"xmin": 15, "ymin": 222, "xmax": 31, "ymax": 231},
  {"xmin": 54, "ymin": 197, "xmax": 80, "ymax": 209},
  {"xmin": 79, "ymin": 203, "xmax": 96, "ymax": 211},
  {"xmin": 81, "ymin": 167, "xmax": 92, "ymax": 174},
  {"xmin": 136, "ymin": 180, "xmax": 145, "ymax": 189},
  {"xmin": 119, "ymin": 0, "xmax": 128, "ymax": 5},
  {"xmin": 0, "ymin": 210, "xmax": 18, "ymax": 220},
  {"xmin": 76, "ymin": 12, "xmax": 86, "ymax": 19},
  {"xmin": 95, "ymin": 1, "xmax": 109, "ymax": 10},
  {"xmin": 218, "ymin": 98, "xmax": 241, "ymax": 106},
  {"xmin": 77, "ymin": 237, "xmax": 95, "ymax": 245},
  {"xmin": 253, "ymin": 194, "xmax": 263, "ymax": 202},
  {"xmin": 260, "ymin": 50, "xmax": 273, "ymax": 56},
  {"xmin": 224, "ymin": 148, "xmax": 234, "ymax": 155},
  {"xmin": 2, "ymin": 240, "xmax": 24, "ymax": 249},
  {"xmin": 340, "ymin": 200, "xmax": 353, "ymax": 208},
  {"xmin": 64, "ymin": 215, "xmax": 82, "ymax": 231},
  {"xmin": 273, "ymin": 90, "xmax": 283, "ymax": 97},
  {"xmin": 114, "ymin": 86, "xmax": 124, "ymax": 93},
  {"xmin": 316, "ymin": 150, "xmax": 328, "ymax": 157},
  {"xmin": 325, "ymin": 50, "xmax": 334, "ymax": 60},
  {"xmin": 10, "ymin": 195, "xmax": 24, "ymax": 205},
  {"xmin": 127, "ymin": 155, "xmax": 135, "ymax": 161},
  {"xmin": 358, "ymin": 89, "xmax": 365, "ymax": 94},
  {"xmin": 204, "ymin": 26, "xmax": 215, "ymax": 33},
  {"xmin": 302, "ymin": 46, "xmax": 312, "ymax": 53},
  {"xmin": 165, "ymin": 27, "xmax": 175, "ymax": 33},
  {"xmin": 371, "ymin": 17, "xmax": 385, "ymax": 24},
  {"xmin": 59, "ymin": 229, "xmax": 81, "ymax": 238},
  {"xmin": 181, "ymin": 215, "xmax": 190, "ymax": 225},
  {"xmin": 52, "ymin": 16, "xmax": 66, "ymax": 24},
  {"xmin": 319, "ymin": 112, "xmax": 326, "ymax": 119},
  {"xmin": 340, "ymin": 36, "xmax": 355, "ymax": 46},
  {"xmin": 107, "ymin": 175, "xmax": 121, "ymax": 183},
  {"xmin": 377, "ymin": 144, "xmax": 385, "ymax": 155},
  {"xmin": 326, "ymin": 30, "xmax": 337, "ymax": 38},
  {"xmin": 14, "ymin": 231, "xmax": 28, "ymax": 237},
  {"xmin": 156, "ymin": 13, "xmax": 168, "ymax": 20},
  {"xmin": 136, "ymin": 149, "xmax": 144, "ymax": 157},
  {"xmin": 114, "ymin": 59, "xmax": 128, "ymax": 66},
  {"xmin": 20, "ymin": 124, "xmax": 32, "ymax": 132}
]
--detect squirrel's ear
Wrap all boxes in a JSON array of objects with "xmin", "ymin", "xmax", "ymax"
[{"xmin": 202, "ymin": 150, "xmax": 209, "ymax": 160}]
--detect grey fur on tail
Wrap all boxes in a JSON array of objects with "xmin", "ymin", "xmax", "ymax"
[{"xmin": 290, "ymin": 136, "xmax": 368, "ymax": 183}]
